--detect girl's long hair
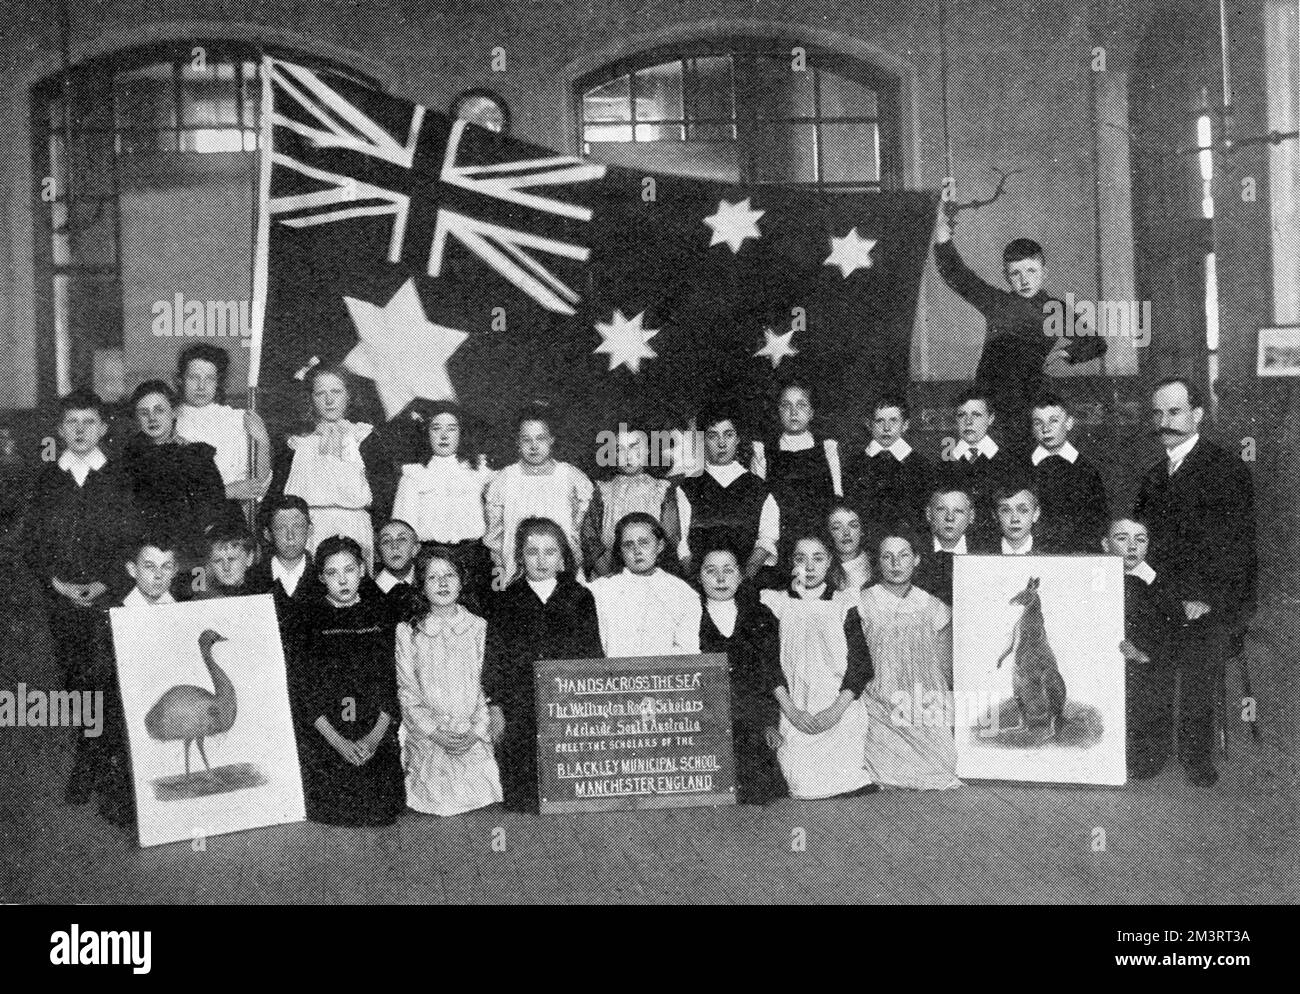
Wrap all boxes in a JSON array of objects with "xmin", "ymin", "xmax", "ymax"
[
  {"xmin": 611, "ymin": 511, "xmax": 681, "ymax": 576},
  {"xmin": 779, "ymin": 529, "xmax": 845, "ymax": 594},
  {"xmin": 409, "ymin": 544, "xmax": 478, "ymax": 621},
  {"xmin": 510, "ymin": 516, "xmax": 577, "ymax": 586}
]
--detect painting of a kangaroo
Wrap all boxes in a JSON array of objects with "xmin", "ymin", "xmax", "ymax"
[{"xmin": 996, "ymin": 577, "xmax": 1067, "ymax": 738}]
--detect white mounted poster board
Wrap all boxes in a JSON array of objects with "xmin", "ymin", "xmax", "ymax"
[
  {"xmin": 952, "ymin": 555, "xmax": 1127, "ymax": 786},
  {"xmin": 110, "ymin": 595, "xmax": 306, "ymax": 847}
]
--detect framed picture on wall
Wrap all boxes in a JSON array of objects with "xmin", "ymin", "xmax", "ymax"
[
  {"xmin": 952, "ymin": 555, "xmax": 1127, "ymax": 786},
  {"xmin": 1257, "ymin": 326, "xmax": 1300, "ymax": 376}
]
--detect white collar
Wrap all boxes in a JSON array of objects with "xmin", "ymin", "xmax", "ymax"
[
  {"xmin": 866, "ymin": 438, "xmax": 913, "ymax": 460},
  {"xmin": 1127, "ymin": 561, "xmax": 1157, "ymax": 585},
  {"xmin": 58, "ymin": 448, "xmax": 107, "ymax": 483},
  {"xmin": 272, "ymin": 556, "xmax": 307, "ymax": 586},
  {"xmin": 705, "ymin": 599, "xmax": 738, "ymax": 636},
  {"xmin": 704, "ymin": 462, "xmax": 747, "ymax": 486},
  {"xmin": 375, "ymin": 569, "xmax": 413, "ymax": 593},
  {"xmin": 934, "ymin": 535, "xmax": 967, "ymax": 555},
  {"xmin": 1002, "ymin": 534, "xmax": 1034, "ymax": 555},
  {"xmin": 124, "ymin": 587, "xmax": 174, "ymax": 607},
  {"xmin": 1166, "ymin": 434, "xmax": 1199, "ymax": 470},
  {"xmin": 416, "ymin": 605, "xmax": 473, "ymax": 637},
  {"xmin": 1031, "ymin": 441, "xmax": 1079, "ymax": 465},
  {"xmin": 778, "ymin": 432, "xmax": 815, "ymax": 452},
  {"xmin": 951, "ymin": 435, "xmax": 999, "ymax": 460},
  {"xmin": 527, "ymin": 577, "xmax": 558, "ymax": 603}
]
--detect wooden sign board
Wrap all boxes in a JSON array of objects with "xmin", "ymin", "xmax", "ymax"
[{"xmin": 535, "ymin": 654, "xmax": 736, "ymax": 814}]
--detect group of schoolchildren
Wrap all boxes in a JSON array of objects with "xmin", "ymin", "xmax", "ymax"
[{"xmin": 23, "ymin": 336, "xmax": 1186, "ymax": 833}]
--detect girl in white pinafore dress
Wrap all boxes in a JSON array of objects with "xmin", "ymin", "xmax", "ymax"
[
  {"xmin": 857, "ymin": 529, "xmax": 961, "ymax": 790},
  {"xmin": 396, "ymin": 548, "xmax": 503, "ymax": 815},
  {"xmin": 280, "ymin": 366, "xmax": 379, "ymax": 571},
  {"xmin": 485, "ymin": 408, "xmax": 593, "ymax": 582},
  {"xmin": 760, "ymin": 533, "xmax": 875, "ymax": 800}
]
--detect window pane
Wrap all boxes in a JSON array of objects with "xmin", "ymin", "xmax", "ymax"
[
  {"xmin": 182, "ymin": 89, "xmax": 240, "ymax": 128},
  {"xmin": 118, "ymin": 129, "xmax": 178, "ymax": 155},
  {"xmin": 749, "ymin": 54, "xmax": 815, "ymax": 119},
  {"xmin": 751, "ymin": 121, "xmax": 818, "ymax": 182},
  {"xmin": 115, "ymin": 62, "xmax": 175, "ymax": 131},
  {"xmin": 583, "ymin": 74, "xmax": 631, "ymax": 123},
  {"xmin": 691, "ymin": 55, "xmax": 735, "ymax": 123},
  {"xmin": 820, "ymin": 120, "xmax": 880, "ymax": 184},
  {"xmin": 817, "ymin": 69, "xmax": 878, "ymax": 119},
  {"xmin": 634, "ymin": 62, "xmax": 683, "ymax": 122},
  {"xmin": 584, "ymin": 123, "xmax": 633, "ymax": 143},
  {"xmin": 634, "ymin": 123, "xmax": 685, "ymax": 141},
  {"xmin": 584, "ymin": 140, "xmax": 739, "ymax": 184},
  {"xmin": 686, "ymin": 121, "xmax": 737, "ymax": 141}
]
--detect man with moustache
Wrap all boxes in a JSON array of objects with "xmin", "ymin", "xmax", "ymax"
[{"xmin": 1133, "ymin": 377, "xmax": 1256, "ymax": 787}]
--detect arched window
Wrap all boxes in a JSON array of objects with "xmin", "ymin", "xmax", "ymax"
[
  {"xmin": 577, "ymin": 40, "xmax": 900, "ymax": 191},
  {"xmin": 31, "ymin": 42, "xmax": 378, "ymax": 402}
]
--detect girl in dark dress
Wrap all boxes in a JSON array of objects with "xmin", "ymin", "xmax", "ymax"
[
  {"xmin": 484, "ymin": 517, "xmax": 603, "ymax": 813},
  {"xmin": 755, "ymin": 383, "xmax": 843, "ymax": 579},
  {"xmin": 122, "ymin": 380, "xmax": 228, "ymax": 572},
  {"xmin": 696, "ymin": 541, "xmax": 788, "ymax": 805},
  {"xmin": 292, "ymin": 536, "xmax": 404, "ymax": 826}
]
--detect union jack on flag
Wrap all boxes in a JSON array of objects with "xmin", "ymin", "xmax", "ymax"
[{"xmin": 251, "ymin": 56, "xmax": 937, "ymax": 456}]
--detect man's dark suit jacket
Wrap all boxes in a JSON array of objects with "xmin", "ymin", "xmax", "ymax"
[{"xmin": 1133, "ymin": 438, "xmax": 1257, "ymax": 626}]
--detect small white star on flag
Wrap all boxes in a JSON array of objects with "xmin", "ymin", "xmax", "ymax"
[
  {"xmin": 704, "ymin": 198, "xmax": 765, "ymax": 253},
  {"xmin": 825, "ymin": 228, "xmax": 877, "ymax": 277},
  {"xmin": 594, "ymin": 309, "xmax": 659, "ymax": 373},
  {"xmin": 754, "ymin": 326, "xmax": 799, "ymax": 368},
  {"xmin": 343, "ymin": 279, "xmax": 467, "ymax": 417}
]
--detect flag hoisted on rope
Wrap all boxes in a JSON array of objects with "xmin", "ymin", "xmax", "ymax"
[{"xmin": 250, "ymin": 54, "xmax": 937, "ymax": 440}]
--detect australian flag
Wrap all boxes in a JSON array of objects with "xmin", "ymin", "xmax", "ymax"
[{"xmin": 253, "ymin": 57, "xmax": 937, "ymax": 457}]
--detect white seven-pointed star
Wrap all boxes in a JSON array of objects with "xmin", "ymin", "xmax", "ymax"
[
  {"xmin": 754, "ymin": 326, "xmax": 798, "ymax": 368},
  {"xmin": 594, "ymin": 310, "xmax": 659, "ymax": 374},
  {"xmin": 704, "ymin": 198, "xmax": 765, "ymax": 253},
  {"xmin": 343, "ymin": 279, "xmax": 467, "ymax": 417},
  {"xmin": 825, "ymin": 228, "xmax": 877, "ymax": 277}
]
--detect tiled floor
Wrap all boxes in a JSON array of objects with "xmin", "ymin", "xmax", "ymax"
[{"xmin": 2, "ymin": 549, "xmax": 1295, "ymax": 904}]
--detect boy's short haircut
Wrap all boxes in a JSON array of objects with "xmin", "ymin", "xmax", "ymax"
[
  {"xmin": 1031, "ymin": 391, "xmax": 1069, "ymax": 415},
  {"xmin": 57, "ymin": 388, "xmax": 106, "ymax": 419},
  {"xmin": 176, "ymin": 343, "xmax": 230, "ymax": 386},
  {"xmin": 994, "ymin": 478, "xmax": 1039, "ymax": 506},
  {"xmin": 205, "ymin": 521, "xmax": 255, "ymax": 556},
  {"xmin": 1003, "ymin": 238, "xmax": 1045, "ymax": 266},
  {"xmin": 260, "ymin": 493, "xmax": 311, "ymax": 531},
  {"xmin": 129, "ymin": 379, "xmax": 179, "ymax": 409},
  {"xmin": 379, "ymin": 518, "xmax": 418, "ymax": 540},
  {"xmin": 698, "ymin": 402, "xmax": 742, "ymax": 434},
  {"xmin": 1153, "ymin": 375, "xmax": 1205, "ymax": 410},
  {"xmin": 953, "ymin": 385, "xmax": 994, "ymax": 414},
  {"xmin": 873, "ymin": 391, "xmax": 911, "ymax": 421},
  {"xmin": 929, "ymin": 485, "xmax": 972, "ymax": 507},
  {"xmin": 1108, "ymin": 515, "xmax": 1151, "ymax": 534},
  {"xmin": 129, "ymin": 530, "xmax": 180, "ymax": 560},
  {"xmin": 778, "ymin": 379, "xmax": 814, "ymax": 405}
]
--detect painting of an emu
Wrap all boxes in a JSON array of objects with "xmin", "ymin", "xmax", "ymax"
[{"xmin": 110, "ymin": 596, "xmax": 306, "ymax": 847}]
